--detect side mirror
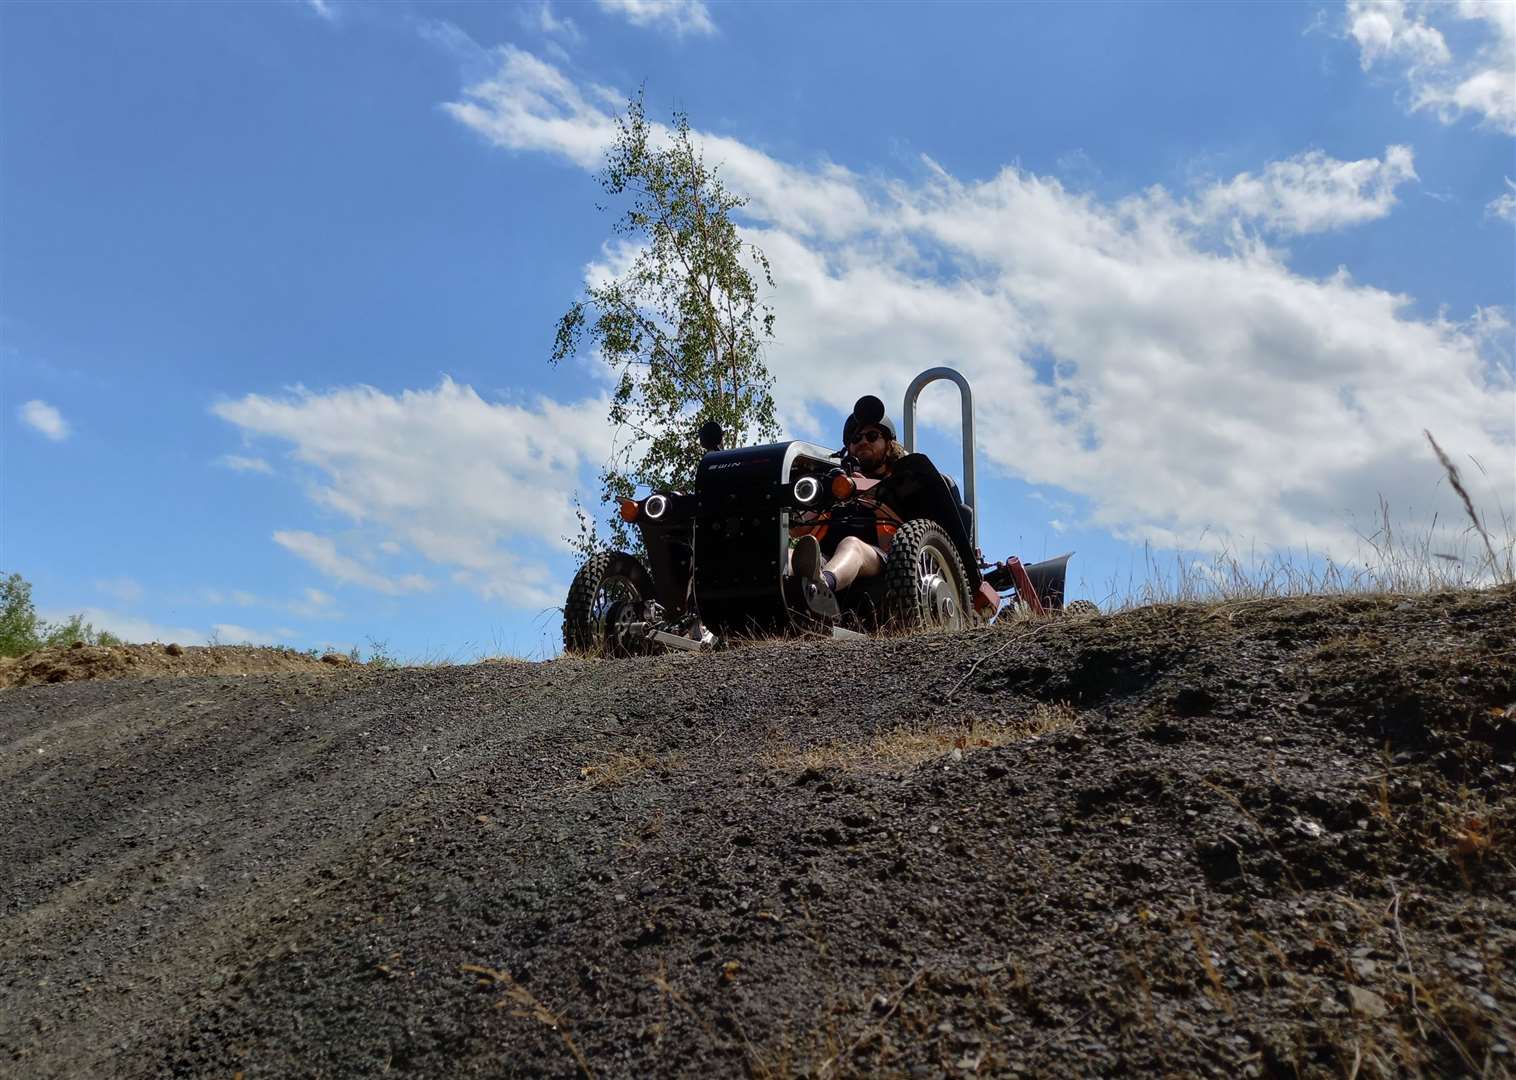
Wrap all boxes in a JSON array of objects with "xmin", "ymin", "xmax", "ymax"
[
  {"xmin": 852, "ymin": 395, "xmax": 885, "ymax": 427},
  {"xmin": 698, "ymin": 420, "xmax": 724, "ymax": 451}
]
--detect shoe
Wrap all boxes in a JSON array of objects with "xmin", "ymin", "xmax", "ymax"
[{"xmin": 792, "ymin": 534, "xmax": 825, "ymax": 588}]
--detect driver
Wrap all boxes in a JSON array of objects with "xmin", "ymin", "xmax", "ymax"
[{"xmin": 790, "ymin": 404, "xmax": 907, "ymax": 595}]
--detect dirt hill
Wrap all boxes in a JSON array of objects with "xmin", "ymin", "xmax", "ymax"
[
  {"xmin": 0, "ymin": 642, "xmax": 352, "ymax": 689},
  {"xmin": 2, "ymin": 587, "xmax": 1512, "ymax": 1078}
]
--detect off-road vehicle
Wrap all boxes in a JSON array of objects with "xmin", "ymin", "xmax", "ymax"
[{"xmin": 563, "ymin": 368, "xmax": 1087, "ymax": 654}]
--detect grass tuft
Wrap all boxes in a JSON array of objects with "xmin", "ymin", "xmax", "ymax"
[
  {"xmin": 575, "ymin": 749, "xmax": 684, "ymax": 790},
  {"xmin": 764, "ymin": 704, "xmax": 1078, "ymax": 773}
]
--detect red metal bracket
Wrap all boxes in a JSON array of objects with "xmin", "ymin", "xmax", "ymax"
[{"xmin": 1003, "ymin": 556, "xmax": 1047, "ymax": 618}]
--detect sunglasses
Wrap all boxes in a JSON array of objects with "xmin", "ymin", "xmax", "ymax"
[{"xmin": 849, "ymin": 429, "xmax": 886, "ymax": 445}]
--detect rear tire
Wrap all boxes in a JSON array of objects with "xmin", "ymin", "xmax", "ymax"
[
  {"xmin": 563, "ymin": 551, "xmax": 655, "ymax": 656},
  {"xmin": 881, "ymin": 519, "xmax": 972, "ymax": 632}
]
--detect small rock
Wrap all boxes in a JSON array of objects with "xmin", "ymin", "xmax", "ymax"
[
  {"xmin": 164, "ymin": 643, "xmax": 185, "ymax": 657},
  {"xmin": 1346, "ymin": 985, "xmax": 1388, "ymax": 1019},
  {"xmin": 1291, "ymin": 817, "xmax": 1326, "ymax": 839}
]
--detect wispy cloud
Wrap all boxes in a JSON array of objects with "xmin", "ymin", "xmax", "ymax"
[
  {"xmin": 95, "ymin": 576, "xmax": 144, "ymax": 604},
  {"xmin": 216, "ymin": 454, "xmax": 274, "ymax": 474},
  {"xmin": 19, "ymin": 399, "xmax": 69, "ymax": 441},
  {"xmin": 442, "ymin": 45, "xmax": 620, "ymax": 169},
  {"xmin": 217, "ymin": 380, "xmax": 612, "ymax": 609},
  {"xmin": 271, "ymin": 530, "xmax": 433, "ymax": 596},
  {"xmin": 289, "ymin": 586, "xmax": 340, "ymax": 618},
  {"xmin": 1487, "ymin": 178, "xmax": 1516, "ymax": 224},
  {"xmin": 1345, "ymin": 0, "xmax": 1516, "ymax": 134},
  {"xmin": 1191, "ymin": 145, "xmax": 1418, "ymax": 234},
  {"xmin": 596, "ymin": 0, "xmax": 715, "ymax": 39},
  {"xmin": 524, "ymin": 2, "xmax": 582, "ymax": 43},
  {"xmin": 211, "ymin": 623, "xmax": 287, "ymax": 646},
  {"xmin": 307, "ymin": 0, "xmax": 338, "ymax": 23}
]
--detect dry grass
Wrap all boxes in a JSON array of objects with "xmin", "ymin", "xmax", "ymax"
[
  {"xmin": 460, "ymin": 963, "xmax": 594, "ymax": 1078},
  {"xmin": 1097, "ymin": 439, "xmax": 1513, "ymax": 612},
  {"xmin": 574, "ymin": 748, "xmax": 684, "ymax": 790},
  {"xmin": 763, "ymin": 703, "xmax": 1078, "ymax": 774}
]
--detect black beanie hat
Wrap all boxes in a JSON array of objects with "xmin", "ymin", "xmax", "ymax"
[{"xmin": 842, "ymin": 395, "xmax": 896, "ymax": 446}]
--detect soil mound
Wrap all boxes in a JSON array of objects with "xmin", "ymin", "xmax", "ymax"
[
  {"xmin": 1, "ymin": 586, "xmax": 1512, "ymax": 1078},
  {"xmin": 0, "ymin": 642, "xmax": 352, "ymax": 689}
]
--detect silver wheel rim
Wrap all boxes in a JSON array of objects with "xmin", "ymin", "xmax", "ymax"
[
  {"xmin": 916, "ymin": 545, "xmax": 964, "ymax": 629},
  {"xmin": 591, "ymin": 575, "xmax": 641, "ymax": 647}
]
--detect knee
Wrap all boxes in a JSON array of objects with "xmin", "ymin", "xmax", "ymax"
[{"xmin": 835, "ymin": 536, "xmax": 868, "ymax": 557}]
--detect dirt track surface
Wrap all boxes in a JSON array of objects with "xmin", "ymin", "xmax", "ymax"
[
  {"xmin": 0, "ymin": 643, "xmax": 350, "ymax": 689},
  {"xmin": 3, "ymin": 588, "xmax": 1513, "ymax": 1078}
]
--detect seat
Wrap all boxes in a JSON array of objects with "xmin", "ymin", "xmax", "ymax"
[{"xmin": 941, "ymin": 475, "xmax": 975, "ymax": 544}]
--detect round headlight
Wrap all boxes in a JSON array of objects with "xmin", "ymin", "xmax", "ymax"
[
  {"xmin": 643, "ymin": 493, "xmax": 668, "ymax": 520},
  {"xmin": 792, "ymin": 476, "xmax": 821, "ymax": 504}
]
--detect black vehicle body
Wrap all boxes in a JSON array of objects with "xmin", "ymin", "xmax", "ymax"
[{"xmin": 632, "ymin": 442, "xmax": 987, "ymax": 633}]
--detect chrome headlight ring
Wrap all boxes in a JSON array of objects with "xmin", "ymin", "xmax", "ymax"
[{"xmin": 792, "ymin": 476, "xmax": 821, "ymax": 505}]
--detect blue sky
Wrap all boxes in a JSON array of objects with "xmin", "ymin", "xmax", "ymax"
[{"xmin": 3, "ymin": 0, "xmax": 1512, "ymax": 658}]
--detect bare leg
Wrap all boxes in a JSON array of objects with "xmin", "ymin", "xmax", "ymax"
[{"xmin": 824, "ymin": 536, "xmax": 885, "ymax": 591}]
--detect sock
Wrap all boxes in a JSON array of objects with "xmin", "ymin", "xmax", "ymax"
[{"xmin": 822, "ymin": 570, "xmax": 837, "ymax": 591}]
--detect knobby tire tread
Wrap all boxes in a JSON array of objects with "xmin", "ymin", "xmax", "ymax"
[{"xmin": 881, "ymin": 519, "xmax": 971, "ymax": 631}]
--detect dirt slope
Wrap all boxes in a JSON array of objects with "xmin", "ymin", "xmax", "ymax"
[
  {"xmin": 0, "ymin": 642, "xmax": 351, "ymax": 689},
  {"xmin": 2, "ymin": 588, "xmax": 1512, "ymax": 1078}
]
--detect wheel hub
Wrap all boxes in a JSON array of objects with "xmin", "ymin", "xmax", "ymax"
[
  {"xmin": 917, "ymin": 549, "xmax": 964, "ymax": 629},
  {"xmin": 592, "ymin": 577, "xmax": 643, "ymax": 654}
]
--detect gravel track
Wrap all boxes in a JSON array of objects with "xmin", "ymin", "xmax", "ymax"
[{"xmin": 3, "ymin": 587, "xmax": 1513, "ymax": 1077}]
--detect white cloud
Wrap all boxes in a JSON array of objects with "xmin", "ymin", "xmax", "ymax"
[
  {"xmin": 1192, "ymin": 145, "xmax": 1418, "ymax": 234},
  {"xmin": 288, "ymin": 586, "xmax": 340, "ymax": 618},
  {"xmin": 216, "ymin": 454, "xmax": 274, "ymax": 474},
  {"xmin": 444, "ymin": 51, "xmax": 872, "ymax": 238},
  {"xmin": 307, "ymin": 0, "xmax": 337, "ymax": 22},
  {"xmin": 44, "ymin": 607, "xmax": 205, "ymax": 646},
  {"xmin": 442, "ymin": 45, "xmax": 621, "ymax": 169},
  {"xmin": 596, "ymin": 0, "xmax": 716, "ymax": 38},
  {"xmin": 95, "ymin": 577, "xmax": 144, "ymax": 604},
  {"xmin": 525, "ymin": 2, "xmax": 581, "ymax": 42},
  {"xmin": 19, "ymin": 399, "xmax": 69, "ymax": 441},
  {"xmin": 217, "ymin": 379, "xmax": 615, "ymax": 608},
  {"xmin": 1346, "ymin": 0, "xmax": 1450, "ymax": 68},
  {"xmin": 442, "ymin": 48, "xmax": 1515, "ymax": 564},
  {"xmin": 1487, "ymin": 177, "xmax": 1516, "ymax": 223},
  {"xmin": 1346, "ymin": 0, "xmax": 1516, "ymax": 133},
  {"xmin": 272, "ymin": 530, "xmax": 434, "ymax": 596},
  {"xmin": 211, "ymin": 623, "xmax": 285, "ymax": 646},
  {"xmin": 199, "ymin": 584, "xmax": 343, "ymax": 619}
]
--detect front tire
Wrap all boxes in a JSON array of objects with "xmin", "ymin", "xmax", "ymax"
[
  {"xmin": 563, "ymin": 551, "xmax": 655, "ymax": 656},
  {"xmin": 881, "ymin": 520, "xmax": 972, "ymax": 632}
]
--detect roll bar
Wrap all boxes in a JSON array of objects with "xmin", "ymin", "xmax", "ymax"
[{"xmin": 902, "ymin": 367, "xmax": 976, "ymax": 549}]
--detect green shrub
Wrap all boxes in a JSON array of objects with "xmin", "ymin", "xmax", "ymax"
[{"xmin": 0, "ymin": 572, "xmax": 123, "ymax": 658}]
